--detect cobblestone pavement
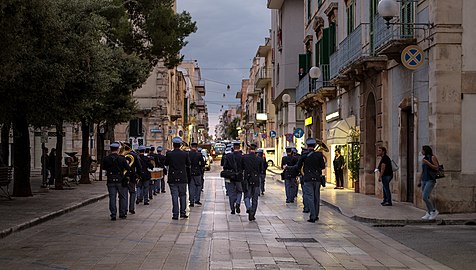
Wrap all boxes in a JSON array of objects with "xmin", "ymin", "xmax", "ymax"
[{"xmin": 0, "ymin": 169, "xmax": 454, "ymax": 270}]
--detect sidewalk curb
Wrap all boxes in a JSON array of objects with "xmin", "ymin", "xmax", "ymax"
[
  {"xmin": 0, "ymin": 193, "xmax": 108, "ymax": 239},
  {"xmin": 272, "ymin": 176, "xmax": 476, "ymax": 226}
]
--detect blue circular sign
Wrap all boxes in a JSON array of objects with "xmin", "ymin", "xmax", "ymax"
[
  {"xmin": 293, "ymin": 128, "xmax": 304, "ymax": 138},
  {"xmin": 270, "ymin": 130, "xmax": 277, "ymax": 138},
  {"xmin": 401, "ymin": 45, "xmax": 424, "ymax": 70}
]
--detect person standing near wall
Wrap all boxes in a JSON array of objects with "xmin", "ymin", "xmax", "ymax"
[
  {"xmin": 377, "ymin": 146, "xmax": 393, "ymax": 206},
  {"xmin": 420, "ymin": 145, "xmax": 440, "ymax": 220},
  {"xmin": 333, "ymin": 149, "xmax": 345, "ymax": 189}
]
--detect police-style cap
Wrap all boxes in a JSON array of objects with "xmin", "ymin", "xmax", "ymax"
[
  {"xmin": 225, "ymin": 147, "xmax": 232, "ymax": 154},
  {"xmin": 110, "ymin": 142, "xmax": 120, "ymax": 148},
  {"xmin": 256, "ymin": 149, "xmax": 263, "ymax": 153},
  {"xmin": 249, "ymin": 142, "xmax": 257, "ymax": 150},
  {"xmin": 306, "ymin": 137, "xmax": 317, "ymax": 145},
  {"xmin": 145, "ymin": 145, "xmax": 151, "ymax": 150},
  {"xmin": 285, "ymin": 146, "xmax": 293, "ymax": 152},
  {"xmin": 138, "ymin": 145, "xmax": 146, "ymax": 152},
  {"xmin": 157, "ymin": 146, "xmax": 163, "ymax": 151},
  {"xmin": 172, "ymin": 137, "xmax": 182, "ymax": 144},
  {"xmin": 291, "ymin": 148, "xmax": 298, "ymax": 153},
  {"xmin": 150, "ymin": 145, "xmax": 155, "ymax": 150},
  {"xmin": 226, "ymin": 143, "xmax": 233, "ymax": 148},
  {"xmin": 232, "ymin": 141, "xmax": 241, "ymax": 146},
  {"xmin": 191, "ymin": 142, "xmax": 198, "ymax": 147}
]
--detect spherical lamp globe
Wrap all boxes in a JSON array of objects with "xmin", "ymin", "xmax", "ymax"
[
  {"xmin": 377, "ymin": 0, "xmax": 399, "ymax": 22},
  {"xmin": 309, "ymin": 66, "xmax": 322, "ymax": 79}
]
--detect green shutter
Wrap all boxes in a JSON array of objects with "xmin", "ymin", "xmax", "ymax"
[
  {"xmin": 322, "ymin": 28, "xmax": 330, "ymax": 65},
  {"xmin": 315, "ymin": 41, "xmax": 320, "ymax": 66},
  {"xmin": 306, "ymin": 51, "xmax": 312, "ymax": 72},
  {"xmin": 329, "ymin": 22, "xmax": 336, "ymax": 55}
]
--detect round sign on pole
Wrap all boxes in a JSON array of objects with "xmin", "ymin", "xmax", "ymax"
[
  {"xmin": 401, "ymin": 45, "xmax": 424, "ymax": 70},
  {"xmin": 285, "ymin": 133, "xmax": 294, "ymax": 142},
  {"xmin": 293, "ymin": 128, "xmax": 304, "ymax": 139},
  {"xmin": 270, "ymin": 130, "xmax": 277, "ymax": 139}
]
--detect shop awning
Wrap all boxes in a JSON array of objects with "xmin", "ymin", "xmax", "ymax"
[{"xmin": 326, "ymin": 116, "xmax": 355, "ymax": 145}]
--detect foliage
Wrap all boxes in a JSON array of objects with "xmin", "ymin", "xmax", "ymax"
[
  {"xmin": 348, "ymin": 127, "xmax": 361, "ymax": 182},
  {"xmin": 225, "ymin": 117, "xmax": 240, "ymax": 140}
]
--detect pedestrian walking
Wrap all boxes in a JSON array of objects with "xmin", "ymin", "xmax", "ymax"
[
  {"xmin": 148, "ymin": 146, "xmax": 159, "ymax": 196},
  {"xmin": 164, "ymin": 137, "xmax": 191, "ymax": 220},
  {"xmin": 242, "ymin": 143, "xmax": 262, "ymax": 221},
  {"xmin": 47, "ymin": 148, "xmax": 56, "ymax": 185},
  {"xmin": 281, "ymin": 147, "xmax": 298, "ymax": 203},
  {"xmin": 333, "ymin": 149, "xmax": 345, "ymax": 189},
  {"xmin": 377, "ymin": 146, "xmax": 393, "ymax": 206},
  {"xmin": 102, "ymin": 142, "xmax": 130, "ymax": 221},
  {"xmin": 137, "ymin": 145, "xmax": 154, "ymax": 205},
  {"xmin": 420, "ymin": 145, "xmax": 440, "ymax": 220},
  {"xmin": 222, "ymin": 141, "xmax": 244, "ymax": 214},
  {"xmin": 287, "ymin": 138, "xmax": 326, "ymax": 223},
  {"xmin": 188, "ymin": 142, "xmax": 204, "ymax": 207},
  {"xmin": 221, "ymin": 145, "xmax": 233, "ymax": 197}
]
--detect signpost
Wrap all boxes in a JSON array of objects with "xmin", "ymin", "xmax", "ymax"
[
  {"xmin": 401, "ymin": 45, "xmax": 424, "ymax": 70},
  {"xmin": 293, "ymin": 128, "xmax": 304, "ymax": 139},
  {"xmin": 270, "ymin": 130, "xmax": 277, "ymax": 139},
  {"xmin": 285, "ymin": 133, "xmax": 294, "ymax": 142}
]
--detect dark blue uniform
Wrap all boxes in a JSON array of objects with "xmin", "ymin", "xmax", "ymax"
[
  {"xmin": 103, "ymin": 153, "xmax": 130, "ymax": 220},
  {"xmin": 281, "ymin": 155, "xmax": 298, "ymax": 203},
  {"xmin": 188, "ymin": 150, "xmax": 204, "ymax": 206},
  {"xmin": 165, "ymin": 148, "xmax": 191, "ymax": 219},
  {"xmin": 292, "ymin": 149, "xmax": 326, "ymax": 222},
  {"xmin": 223, "ymin": 150, "xmax": 244, "ymax": 214},
  {"xmin": 242, "ymin": 151, "xmax": 263, "ymax": 220}
]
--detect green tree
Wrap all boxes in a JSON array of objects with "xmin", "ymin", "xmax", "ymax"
[{"xmin": 225, "ymin": 118, "xmax": 240, "ymax": 140}]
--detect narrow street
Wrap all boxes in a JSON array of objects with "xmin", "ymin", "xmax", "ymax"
[{"xmin": 0, "ymin": 163, "xmax": 453, "ymax": 270}]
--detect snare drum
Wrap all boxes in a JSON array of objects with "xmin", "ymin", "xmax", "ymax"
[{"xmin": 150, "ymin": 168, "xmax": 164, "ymax": 179}]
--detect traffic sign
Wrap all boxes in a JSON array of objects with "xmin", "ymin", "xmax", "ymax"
[
  {"xmin": 261, "ymin": 133, "xmax": 267, "ymax": 139},
  {"xmin": 293, "ymin": 128, "xmax": 304, "ymax": 139},
  {"xmin": 401, "ymin": 45, "xmax": 424, "ymax": 70},
  {"xmin": 270, "ymin": 130, "xmax": 277, "ymax": 138},
  {"xmin": 253, "ymin": 132, "xmax": 258, "ymax": 138},
  {"xmin": 285, "ymin": 133, "xmax": 294, "ymax": 142}
]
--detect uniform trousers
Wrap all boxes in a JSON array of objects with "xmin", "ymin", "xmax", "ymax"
[
  {"xmin": 285, "ymin": 178, "xmax": 297, "ymax": 202},
  {"xmin": 169, "ymin": 183, "xmax": 187, "ymax": 217},
  {"xmin": 245, "ymin": 184, "xmax": 260, "ymax": 215},
  {"xmin": 189, "ymin": 175, "xmax": 202, "ymax": 204},
  {"xmin": 136, "ymin": 180, "xmax": 150, "ymax": 203},
  {"xmin": 107, "ymin": 182, "xmax": 128, "ymax": 218},
  {"xmin": 227, "ymin": 181, "xmax": 243, "ymax": 210},
  {"xmin": 259, "ymin": 174, "xmax": 266, "ymax": 194},
  {"xmin": 128, "ymin": 182, "xmax": 136, "ymax": 212},
  {"xmin": 303, "ymin": 181, "xmax": 321, "ymax": 220}
]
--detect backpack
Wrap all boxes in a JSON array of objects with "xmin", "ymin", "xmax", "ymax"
[{"xmin": 391, "ymin": 159, "xmax": 399, "ymax": 172}]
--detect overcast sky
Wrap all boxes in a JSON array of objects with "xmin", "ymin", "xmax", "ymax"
[{"xmin": 177, "ymin": 0, "xmax": 271, "ymax": 137}]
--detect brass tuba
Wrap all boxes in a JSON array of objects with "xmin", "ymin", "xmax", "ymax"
[
  {"xmin": 314, "ymin": 140, "xmax": 329, "ymax": 152},
  {"xmin": 120, "ymin": 142, "xmax": 135, "ymax": 174}
]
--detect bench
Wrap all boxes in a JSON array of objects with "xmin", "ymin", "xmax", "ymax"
[{"xmin": 0, "ymin": 166, "xmax": 13, "ymax": 200}]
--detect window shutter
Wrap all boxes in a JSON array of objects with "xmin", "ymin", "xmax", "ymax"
[
  {"xmin": 322, "ymin": 28, "xmax": 330, "ymax": 65},
  {"xmin": 299, "ymin": 54, "xmax": 307, "ymax": 73}
]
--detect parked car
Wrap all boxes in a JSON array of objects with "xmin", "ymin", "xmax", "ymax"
[
  {"xmin": 212, "ymin": 143, "xmax": 226, "ymax": 158},
  {"xmin": 262, "ymin": 148, "xmax": 277, "ymax": 167},
  {"xmin": 201, "ymin": 149, "xmax": 212, "ymax": 171}
]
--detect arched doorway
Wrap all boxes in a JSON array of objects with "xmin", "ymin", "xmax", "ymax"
[{"xmin": 364, "ymin": 93, "xmax": 377, "ymax": 194}]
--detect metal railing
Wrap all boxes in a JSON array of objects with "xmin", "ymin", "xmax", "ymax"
[
  {"xmin": 296, "ymin": 64, "xmax": 333, "ymax": 102},
  {"xmin": 330, "ymin": 23, "xmax": 373, "ymax": 79},
  {"xmin": 296, "ymin": 73, "xmax": 310, "ymax": 102},
  {"xmin": 373, "ymin": 15, "xmax": 414, "ymax": 52}
]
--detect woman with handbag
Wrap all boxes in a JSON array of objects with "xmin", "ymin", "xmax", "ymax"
[{"xmin": 420, "ymin": 145, "xmax": 440, "ymax": 220}]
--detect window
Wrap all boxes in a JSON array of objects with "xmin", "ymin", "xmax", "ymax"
[
  {"xmin": 401, "ymin": 1, "xmax": 414, "ymax": 37},
  {"xmin": 329, "ymin": 22, "xmax": 337, "ymax": 55},
  {"xmin": 346, "ymin": 0, "xmax": 355, "ymax": 35},
  {"xmin": 307, "ymin": 0, "xmax": 312, "ymax": 21}
]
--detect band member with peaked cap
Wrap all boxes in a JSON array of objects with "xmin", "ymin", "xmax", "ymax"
[
  {"xmin": 122, "ymin": 142, "xmax": 142, "ymax": 214},
  {"xmin": 256, "ymin": 149, "xmax": 267, "ymax": 195},
  {"xmin": 286, "ymin": 138, "xmax": 326, "ymax": 223},
  {"xmin": 137, "ymin": 145, "xmax": 154, "ymax": 205},
  {"xmin": 164, "ymin": 137, "xmax": 191, "ymax": 219},
  {"xmin": 281, "ymin": 147, "xmax": 298, "ymax": 203},
  {"xmin": 188, "ymin": 142, "xmax": 205, "ymax": 207},
  {"xmin": 102, "ymin": 142, "xmax": 130, "ymax": 220},
  {"xmin": 156, "ymin": 146, "xmax": 167, "ymax": 193},
  {"xmin": 222, "ymin": 141, "xmax": 244, "ymax": 214},
  {"xmin": 241, "ymin": 142, "xmax": 262, "ymax": 221}
]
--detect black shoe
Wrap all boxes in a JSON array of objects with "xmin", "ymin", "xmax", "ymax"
[
  {"xmin": 172, "ymin": 216, "xmax": 178, "ymax": 220},
  {"xmin": 111, "ymin": 217, "xmax": 116, "ymax": 221},
  {"xmin": 231, "ymin": 211, "xmax": 235, "ymax": 215},
  {"xmin": 136, "ymin": 200, "xmax": 140, "ymax": 205},
  {"xmin": 382, "ymin": 202, "xmax": 392, "ymax": 206},
  {"xmin": 195, "ymin": 201, "xmax": 202, "ymax": 205},
  {"xmin": 261, "ymin": 192, "xmax": 264, "ymax": 195},
  {"xmin": 153, "ymin": 192, "xmax": 157, "ymax": 195},
  {"xmin": 290, "ymin": 201, "xmax": 294, "ymax": 203},
  {"xmin": 246, "ymin": 209, "xmax": 250, "ymax": 214},
  {"xmin": 144, "ymin": 202, "xmax": 149, "ymax": 205},
  {"xmin": 129, "ymin": 210, "xmax": 135, "ymax": 214},
  {"xmin": 307, "ymin": 219, "xmax": 316, "ymax": 223},
  {"xmin": 180, "ymin": 215, "xmax": 188, "ymax": 219},
  {"xmin": 189, "ymin": 204, "xmax": 194, "ymax": 207},
  {"xmin": 303, "ymin": 210, "xmax": 310, "ymax": 213},
  {"xmin": 235, "ymin": 205, "xmax": 241, "ymax": 214},
  {"xmin": 161, "ymin": 191, "xmax": 166, "ymax": 193},
  {"xmin": 381, "ymin": 202, "xmax": 386, "ymax": 206},
  {"xmin": 248, "ymin": 213, "xmax": 255, "ymax": 221},
  {"xmin": 149, "ymin": 196, "xmax": 153, "ymax": 200},
  {"xmin": 119, "ymin": 215, "xmax": 127, "ymax": 219}
]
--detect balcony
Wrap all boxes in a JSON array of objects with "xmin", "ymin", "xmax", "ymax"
[
  {"xmin": 255, "ymin": 67, "xmax": 272, "ymax": 89},
  {"xmin": 195, "ymin": 80, "xmax": 205, "ymax": 95},
  {"xmin": 267, "ymin": 0, "xmax": 283, "ymax": 9},
  {"xmin": 296, "ymin": 65, "xmax": 336, "ymax": 107},
  {"xmin": 330, "ymin": 24, "xmax": 387, "ymax": 89},
  {"xmin": 372, "ymin": 15, "xmax": 416, "ymax": 61}
]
